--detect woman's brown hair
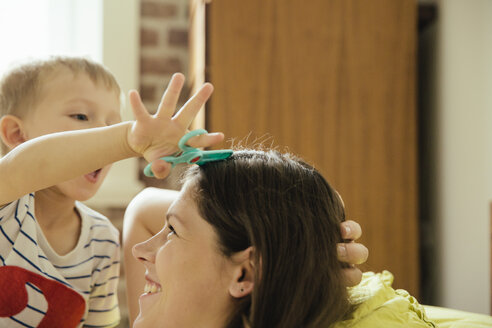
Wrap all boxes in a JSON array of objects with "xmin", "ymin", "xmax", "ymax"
[{"xmin": 185, "ymin": 149, "xmax": 351, "ymax": 328}]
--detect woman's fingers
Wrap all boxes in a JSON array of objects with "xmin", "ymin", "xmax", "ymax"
[
  {"xmin": 342, "ymin": 266, "xmax": 363, "ymax": 287},
  {"xmin": 337, "ymin": 242, "xmax": 369, "ymax": 265},
  {"xmin": 173, "ymin": 83, "xmax": 214, "ymax": 128},
  {"xmin": 338, "ymin": 220, "xmax": 367, "ymax": 287},
  {"xmin": 340, "ymin": 220, "xmax": 362, "ymax": 240},
  {"xmin": 156, "ymin": 73, "xmax": 186, "ymax": 119}
]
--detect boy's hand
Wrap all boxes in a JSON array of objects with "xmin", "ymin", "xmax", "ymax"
[
  {"xmin": 127, "ymin": 73, "xmax": 224, "ymax": 178},
  {"xmin": 337, "ymin": 220, "xmax": 369, "ymax": 287}
]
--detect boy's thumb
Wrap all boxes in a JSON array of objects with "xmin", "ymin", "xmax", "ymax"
[{"xmin": 150, "ymin": 160, "xmax": 172, "ymax": 179}]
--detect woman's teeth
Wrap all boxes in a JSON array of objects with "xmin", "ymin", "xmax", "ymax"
[{"xmin": 144, "ymin": 282, "xmax": 162, "ymax": 294}]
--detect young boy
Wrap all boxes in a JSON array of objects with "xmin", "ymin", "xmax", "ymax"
[{"xmin": 0, "ymin": 57, "xmax": 222, "ymax": 327}]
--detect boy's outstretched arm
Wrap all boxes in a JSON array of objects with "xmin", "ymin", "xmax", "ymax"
[
  {"xmin": 0, "ymin": 73, "xmax": 223, "ymax": 206},
  {"xmin": 0, "ymin": 121, "xmax": 137, "ymax": 206}
]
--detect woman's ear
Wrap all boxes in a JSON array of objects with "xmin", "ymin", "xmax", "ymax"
[
  {"xmin": 0, "ymin": 115, "xmax": 27, "ymax": 149},
  {"xmin": 228, "ymin": 246, "xmax": 255, "ymax": 299}
]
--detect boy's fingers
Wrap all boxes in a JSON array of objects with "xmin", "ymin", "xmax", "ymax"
[
  {"xmin": 174, "ymin": 83, "xmax": 214, "ymax": 128},
  {"xmin": 340, "ymin": 220, "xmax": 363, "ymax": 240},
  {"xmin": 342, "ymin": 266, "xmax": 363, "ymax": 287},
  {"xmin": 337, "ymin": 242, "xmax": 369, "ymax": 265},
  {"xmin": 157, "ymin": 73, "xmax": 185, "ymax": 119},
  {"xmin": 149, "ymin": 160, "xmax": 172, "ymax": 179},
  {"xmin": 129, "ymin": 90, "xmax": 148, "ymax": 121},
  {"xmin": 186, "ymin": 132, "xmax": 225, "ymax": 149}
]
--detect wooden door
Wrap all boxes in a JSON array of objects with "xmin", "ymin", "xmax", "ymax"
[{"xmin": 191, "ymin": 0, "xmax": 419, "ymax": 297}]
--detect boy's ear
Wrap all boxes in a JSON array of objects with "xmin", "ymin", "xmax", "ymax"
[
  {"xmin": 0, "ymin": 115, "xmax": 27, "ymax": 149},
  {"xmin": 228, "ymin": 246, "xmax": 256, "ymax": 299}
]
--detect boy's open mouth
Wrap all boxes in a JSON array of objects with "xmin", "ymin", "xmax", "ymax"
[{"xmin": 84, "ymin": 168, "xmax": 102, "ymax": 183}]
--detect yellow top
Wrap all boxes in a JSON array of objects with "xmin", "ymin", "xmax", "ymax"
[
  {"xmin": 423, "ymin": 305, "xmax": 492, "ymax": 328},
  {"xmin": 332, "ymin": 271, "xmax": 436, "ymax": 328},
  {"xmin": 332, "ymin": 271, "xmax": 492, "ymax": 328}
]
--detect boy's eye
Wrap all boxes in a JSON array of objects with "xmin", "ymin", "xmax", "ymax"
[{"xmin": 70, "ymin": 114, "xmax": 89, "ymax": 121}]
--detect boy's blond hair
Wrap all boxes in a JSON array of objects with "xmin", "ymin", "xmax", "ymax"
[{"xmin": 0, "ymin": 56, "xmax": 122, "ymax": 155}]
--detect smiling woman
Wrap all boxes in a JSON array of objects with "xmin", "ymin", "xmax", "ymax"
[
  {"xmin": 128, "ymin": 150, "xmax": 354, "ymax": 328},
  {"xmin": 123, "ymin": 148, "xmax": 453, "ymax": 328},
  {"xmin": 133, "ymin": 190, "xmax": 239, "ymax": 327}
]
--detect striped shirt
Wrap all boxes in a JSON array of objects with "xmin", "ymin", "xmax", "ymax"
[{"xmin": 0, "ymin": 194, "xmax": 120, "ymax": 327}]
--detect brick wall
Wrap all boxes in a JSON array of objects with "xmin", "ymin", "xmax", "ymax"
[
  {"xmin": 140, "ymin": 0, "xmax": 190, "ymax": 113},
  {"xmin": 138, "ymin": 0, "xmax": 191, "ymax": 191}
]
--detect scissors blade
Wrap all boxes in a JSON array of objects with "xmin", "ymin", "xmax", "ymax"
[{"xmin": 196, "ymin": 150, "xmax": 233, "ymax": 165}]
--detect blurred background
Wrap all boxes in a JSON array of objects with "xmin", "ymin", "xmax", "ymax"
[{"xmin": 0, "ymin": 0, "xmax": 490, "ymax": 326}]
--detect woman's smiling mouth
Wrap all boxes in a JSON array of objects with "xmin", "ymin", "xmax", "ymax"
[{"xmin": 143, "ymin": 281, "xmax": 162, "ymax": 295}]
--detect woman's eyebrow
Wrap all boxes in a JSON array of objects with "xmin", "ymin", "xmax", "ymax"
[{"xmin": 166, "ymin": 213, "xmax": 186, "ymax": 228}]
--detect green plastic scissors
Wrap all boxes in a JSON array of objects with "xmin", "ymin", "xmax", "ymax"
[{"xmin": 143, "ymin": 129, "xmax": 233, "ymax": 177}]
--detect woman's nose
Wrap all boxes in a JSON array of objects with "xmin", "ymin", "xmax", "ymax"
[{"xmin": 132, "ymin": 236, "xmax": 156, "ymax": 264}]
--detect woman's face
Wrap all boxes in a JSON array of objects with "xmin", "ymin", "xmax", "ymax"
[{"xmin": 132, "ymin": 186, "xmax": 236, "ymax": 328}]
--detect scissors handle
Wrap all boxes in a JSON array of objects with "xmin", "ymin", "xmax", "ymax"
[
  {"xmin": 143, "ymin": 163, "xmax": 155, "ymax": 177},
  {"xmin": 178, "ymin": 129, "xmax": 208, "ymax": 151}
]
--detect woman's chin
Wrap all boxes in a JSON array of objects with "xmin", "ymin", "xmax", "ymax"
[
  {"xmin": 134, "ymin": 292, "xmax": 165, "ymax": 327},
  {"xmin": 133, "ymin": 312, "xmax": 161, "ymax": 328},
  {"xmin": 133, "ymin": 312, "xmax": 154, "ymax": 328},
  {"xmin": 133, "ymin": 313, "xmax": 143, "ymax": 328}
]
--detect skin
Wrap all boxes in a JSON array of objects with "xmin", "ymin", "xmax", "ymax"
[
  {"xmin": 0, "ymin": 70, "xmax": 224, "ymax": 255},
  {"xmin": 1, "ymin": 69, "xmax": 121, "ymax": 254},
  {"xmin": 132, "ymin": 184, "xmax": 252, "ymax": 328},
  {"xmin": 123, "ymin": 187, "xmax": 369, "ymax": 325}
]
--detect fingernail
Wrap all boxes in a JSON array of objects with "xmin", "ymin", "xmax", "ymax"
[
  {"xmin": 338, "ymin": 245, "xmax": 347, "ymax": 259},
  {"xmin": 344, "ymin": 225, "xmax": 351, "ymax": 236}
]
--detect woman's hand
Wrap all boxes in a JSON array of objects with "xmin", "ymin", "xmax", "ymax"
[
  {"xmin": 337, "ymin": 220, "xmax": 369, "ymax": 287},
  {"xmin": 127, "ymin": 73, "xmax": 224, "ymax": 178}
]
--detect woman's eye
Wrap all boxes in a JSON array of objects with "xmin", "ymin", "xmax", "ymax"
[
  {"xmin": 70, "ymin": 114, "xmax": 89, "ymax": 121},
  {"xmin": 166, "ymin": 225, "xmax": 176, "ymax": 239}
]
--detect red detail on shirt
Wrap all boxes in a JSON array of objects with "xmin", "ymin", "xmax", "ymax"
[{"xmin": 0, "ymin": 266, "xmax": 85, "ymax": 328}]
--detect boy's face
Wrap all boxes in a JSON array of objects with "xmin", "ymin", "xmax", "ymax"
[{"xmin": 21, "ymin": 67, "xmax": 122, "ymax": 201}]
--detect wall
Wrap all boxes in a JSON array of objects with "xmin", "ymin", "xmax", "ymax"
[
  {"xmin": 139, "ymin": 0, "xmax": 190, "ymax": 111},
  {"xmin": 86, "ymin": 0, "xmax": 144, "ymax": 210},
  {"xmin": 430, "ymin": 0, "xmax": 492, "ymax": 314}
]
